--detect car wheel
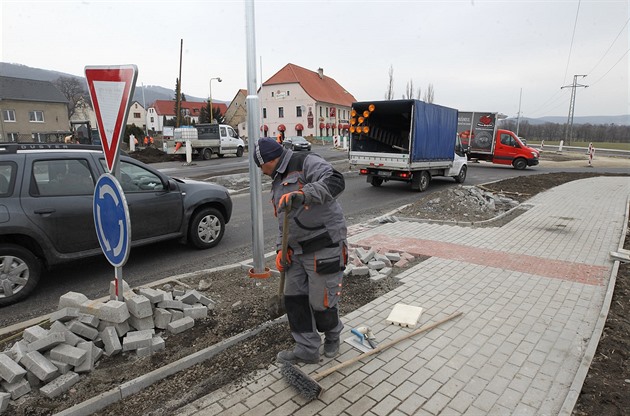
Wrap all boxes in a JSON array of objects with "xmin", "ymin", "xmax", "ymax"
[
  {"xmin": 455, "ymin": 165, "xmax": 467, "ymax": 183},
  {"xmin": 189, "ymin": 207, "xmax": 225, "ymax": 249},
  {"xmin": 412, "ymin": 171, "xmax": 431, "ymax": 192},
  {"xmin": 236, "ymin": 147, "xmax": 244, "ymax": 157},
  {"xmin": 512, "ymin": 158, "xmax": 527, "ymax": 170},
  {"xmin": 370, "ymin": 176, "xmax": 383, "ymax": 187},
  {"xmin": 202, "ymin": 148, "xmax": 212, "ymax": 160},
  {"xmin": 0, "ymin": 244, "xmax": 41, "ymax": 307}
]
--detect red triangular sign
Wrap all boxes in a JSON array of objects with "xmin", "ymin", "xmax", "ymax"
[{"xmin": 85, "ymin": 65, "xmax": 138, "ymax": 172}]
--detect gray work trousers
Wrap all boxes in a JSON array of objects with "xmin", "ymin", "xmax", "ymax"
[{"xmin": 283, "ymin": 244, "xmax": 345, "ymax": 357}]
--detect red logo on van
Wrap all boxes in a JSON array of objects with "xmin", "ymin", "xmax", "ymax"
[{"xmin": 479, "ymin": 115, "xmax": 493, "ymax": 125}]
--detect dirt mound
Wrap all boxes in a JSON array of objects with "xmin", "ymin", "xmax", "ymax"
[{"xmin": 129, "ymin": 147, "xmax": 180, "ymax": 164}]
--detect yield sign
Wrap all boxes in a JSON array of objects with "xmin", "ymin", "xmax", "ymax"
[{"xmin": 85, "ymin": 65, "xmax": 138, "ymax": 172}]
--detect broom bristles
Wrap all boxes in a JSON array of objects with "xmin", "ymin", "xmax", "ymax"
[{"xmin": 279, "ymin": 361, "xmax": 323, "ymax": 401}]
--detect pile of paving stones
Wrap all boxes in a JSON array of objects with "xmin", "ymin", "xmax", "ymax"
[
  {"xmin": 344, "ymin": 245, "xmax": 415, "ymax": 280},
  {"xmin": 0, "ymin": 282, "xmax": 215, "ymax": 412}
]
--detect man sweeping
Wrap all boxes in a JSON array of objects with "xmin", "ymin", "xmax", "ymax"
[{"xmin": 254, "ymin": 137, "xmax": 347, "ymax": 364}]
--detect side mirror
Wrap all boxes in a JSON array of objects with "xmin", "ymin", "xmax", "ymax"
[{"xmin": 168, "ymin": 179, "xmax": 178, "ymax": 191}]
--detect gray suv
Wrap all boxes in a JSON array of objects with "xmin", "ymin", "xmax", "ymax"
[{"xmin": 0, "ymin": 143, "xmax": 233, "ymax": 307}]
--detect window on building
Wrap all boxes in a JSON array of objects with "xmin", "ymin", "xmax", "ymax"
[
  {"xmin": 134, "ymin": 112, "xmax": 141, "ymax": 118},
  {"xmin": 29, "ymin": 111, "xmax": 44, "ymax": 122},
  {"xmin": 278, "ymin": 107, "xmax": 284, "ymax": 118},
  {"xmin": 2, "ymin": 110, "xmax": 16, "ymax": 122},
  {"xmin": 6, "ymin": 133, "xmax": 19, "ymax": 142},
  {"xmin": 32, "ymin": 133, "xmax": 46, "ymax": 142},
  {"xmin": 296, "ymin": 106, "xmax": 302, "ymax": 117},
  {"xmin": 271, "ymin": 92, "xmax": 274, "ymax": 97},
  {"xmin": 263, "ymin": 108, "xmax": 267, "ymax": 118},
  {"xmin": 319, "ymin": 107, "xmax": 322, "ymax": 117},
  {"xmin": 287, "ymin": 91, "xmax": 290, "ymax": 96},
  {"xmin": 150, "ymin": 117, "xmax": 154, "ymax": 122}
]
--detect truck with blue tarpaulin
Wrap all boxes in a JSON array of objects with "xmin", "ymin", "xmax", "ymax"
[{"xmin": 348, "ymin": 100, "xmax": 467, "ymax": 191}]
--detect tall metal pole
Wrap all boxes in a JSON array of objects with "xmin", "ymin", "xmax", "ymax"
[
  {"xmin": 561, "ymin": 75, "xmax": 588, "ymax": 145},
  {"xmin": 141, "ymin": 83, "xmax": 148, "ymax": 136},
  {"xmin": 176, "ymin": 39, "xmax": 183, "ymax": 128},
  {"xmin": 209, "ymin": 77, "xmax": 222, "ymax": 123},
  {"xmin": 516, "ymin": 88, "xmax": 522, "ymax": 136},
  {"xmin": 245, "ymin": 0, "xmax": 268, "ymax": 277}
]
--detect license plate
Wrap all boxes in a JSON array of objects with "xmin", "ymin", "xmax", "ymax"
[{"xmin": 378, "ymin": 171, "xmax": 391, "ymax": 177}]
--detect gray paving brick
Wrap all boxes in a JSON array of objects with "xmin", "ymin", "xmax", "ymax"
[
  {"xmin": 422, "ymin": 391, "xmax": 450, "ymax": 415},
  {"xmin": 472, "ymin": 389, "xmax": 499, "ymax": 412},
  {"xmin": 344, "ymin": 396, "xmax": 377, "ymax": 416},
  {"xmin": 366, "ymin": 380, "xmax": 396, "ymax": 402},
  {"xmin": 396, "ymin": 392, "xmax": 426, "ymax": 415},
  {"xmin": 372, "ymin": 395, "xmax": 401, "ymax": 416},
  {"xmin": 320, "ymin": 396, "xmax": 351, "ymax": 416}
]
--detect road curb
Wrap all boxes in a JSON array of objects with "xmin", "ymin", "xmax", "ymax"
[{"xmin": 558, "ymin": 194, "xmax": 629, "ymax": 415}]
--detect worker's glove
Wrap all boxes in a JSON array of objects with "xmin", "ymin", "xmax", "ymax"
[
  {"xmin": 278, "ymin": 191, "xmax": 305, "ymax": 212},
  {"xmin": 275, "ymin": 248, "xmax": 293, "ymax": 272}
]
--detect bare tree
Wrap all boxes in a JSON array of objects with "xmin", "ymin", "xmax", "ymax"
[
  {"xmin": 423, "ymin": 83, "xmax": 435, "ymax": 103},
  {"xmin": 54, "ymin": 76, "xmax": 88, "ymax": 119},
  {"xmin": 404, "ymin": 79, "xmax": 414, "ymax": 99},
  {"xmin": 384, "ymin": 65, "xmax": 395, "ymax": 100}
]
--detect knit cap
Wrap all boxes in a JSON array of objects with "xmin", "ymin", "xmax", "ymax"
[{"xmin": 254, "ymin": 137, "xmax": 284, "ymax": 167}]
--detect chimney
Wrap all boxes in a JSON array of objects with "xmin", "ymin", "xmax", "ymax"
[{"xmin": 318, "ymin": 68, "xmax": 324, "ymax": 79}]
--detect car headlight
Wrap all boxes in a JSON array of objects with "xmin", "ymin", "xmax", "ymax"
[{"xmin": 531, "ymin": 151, "xmax": 539, "ymax": 158}]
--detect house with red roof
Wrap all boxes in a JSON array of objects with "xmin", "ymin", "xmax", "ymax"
[
  {"xmin": 259, "ymin": 63, "xmax": 356, "ymax": 140},
  {"xmin": 146, "ymin": 100, "xmax": 228, "ymax": 133}
]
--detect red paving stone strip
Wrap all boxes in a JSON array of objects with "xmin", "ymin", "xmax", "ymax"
[{"xmin": 354, "ymin": 234, "xmax": 608, "ymax": 286}]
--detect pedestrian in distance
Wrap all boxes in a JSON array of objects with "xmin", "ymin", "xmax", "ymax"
[{"xmin": 254, "ymin": 137, "xmax": 348, "ymax": 364}]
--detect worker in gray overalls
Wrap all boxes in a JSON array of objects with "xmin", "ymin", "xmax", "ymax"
[{"xmin": 253, "ymin": 137, "xmax": 347, "ymax": 364}]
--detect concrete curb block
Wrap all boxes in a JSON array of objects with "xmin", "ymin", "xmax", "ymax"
[
  {"xmin": 53, "ymin": 315, "xmax": 288, "ymax": 416},
  {"xmin": 558, "ymin": 194, "xmax": 629, "ymax": 416}
]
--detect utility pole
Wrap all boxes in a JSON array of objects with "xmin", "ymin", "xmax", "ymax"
[
  {"xmin": 561, "ymin": 75, "xmax": 588, "ymax": 145},
  {"xmin": 176, "ymin": 39, "xmax": 183, "ymax": 128},
  {"xmin": 516, "ymin": 88, "xmax": 522, "ymax": 136}
]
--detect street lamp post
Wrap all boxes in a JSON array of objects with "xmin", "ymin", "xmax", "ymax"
[{"xmin": 209, "ymin": 77, "xmax": 222, "ymax": 123}]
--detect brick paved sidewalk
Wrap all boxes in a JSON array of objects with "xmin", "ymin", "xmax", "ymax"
[{"xmin": 177, "ymin": 176, "xmax": 628, "ymax": 416}]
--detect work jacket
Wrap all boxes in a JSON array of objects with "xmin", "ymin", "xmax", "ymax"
[{"xmin": 270, "ymin": 149, "xmax": 347, "ymax": 255}]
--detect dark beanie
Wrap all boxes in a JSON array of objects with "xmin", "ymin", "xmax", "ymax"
[{"xmin": 254, "ymin": 137, "xmax": 283, "ymax": 167}]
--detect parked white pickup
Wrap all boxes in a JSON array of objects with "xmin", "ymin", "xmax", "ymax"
[{"xmin": 164, "ymin": 124, "xmax": 245, "ymax": 160}]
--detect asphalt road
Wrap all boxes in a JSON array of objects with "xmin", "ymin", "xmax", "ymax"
[{"xmin": 1, "ymin": 146, "xmax": 627, "ymax": 328}]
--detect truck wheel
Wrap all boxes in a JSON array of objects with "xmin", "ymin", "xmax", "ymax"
[
  {"xmin": 0, "ymin": 244, "xmax": 42, "ymax": 307},
  {"xmin": 202, "ymin": 148, "xmax": 213, "ymax": 160},
  {"xmin": 236, "ymin": 147, "xmax": 244, "ymax": 157},
  {"xmin": 455, "ymin": 165, "xmax": 467, "ymax": 183},
  {"xmin": 512, "ymin": 158, "xmax": 527, "ymax": 170},
  {"xmin": 412, "ymin": 171, "xmax": 431, "ymax": 192},
  {"xmin": 189, "ymin": 207, "xmax": 225, "ymax": 249},
  {"xmin": 370, "ymin": 177, "xmax": 383, "ymax": 187}
]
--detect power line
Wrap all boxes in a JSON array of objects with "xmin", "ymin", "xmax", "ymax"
[
  {"xmin": 588, "ymin": 48, "xmax": 630, "ymax": 86},
  {"xmin": 562, "ymin": 0, "xmax": 582, "ymax": 85},
  {"xmin": 587, "ymin": 17, "xmax": 630, "ymax": 76}
]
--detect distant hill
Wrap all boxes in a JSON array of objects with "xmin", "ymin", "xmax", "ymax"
[
  {"xmin": 506, "ymin": 115, "xmax": 630, "ymax": 126},
  {"xmin": 0, "ymin": 62, "xmax": 218, "ymax": 106}
]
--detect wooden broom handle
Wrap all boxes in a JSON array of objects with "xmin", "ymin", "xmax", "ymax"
[{"xmin": 314, "ymin": 311, "xmax": 463, "ymax": 381}]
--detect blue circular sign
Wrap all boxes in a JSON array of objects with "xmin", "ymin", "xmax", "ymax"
[{"xmin": 93, "ymin": 173, "xmax": 131, "ymax": 267}]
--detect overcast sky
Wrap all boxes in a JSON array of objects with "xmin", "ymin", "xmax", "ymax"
[{"xmin": 1, "ymin": 0, "xmax": 628, "ymax": 118}]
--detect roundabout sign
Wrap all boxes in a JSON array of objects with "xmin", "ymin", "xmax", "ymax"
[{"xmin": 93, "ymin": 173, "xmax": 130, "ymax": 267}]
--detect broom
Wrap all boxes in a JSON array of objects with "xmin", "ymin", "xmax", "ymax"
[{"xmin": 280, "ymin": 311, "xmax": 463, "ymax": 401}]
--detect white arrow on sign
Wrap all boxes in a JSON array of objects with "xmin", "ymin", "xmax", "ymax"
[{"xmin": 96, "ymin": 183, "xmax": 125, "ymax": 256}]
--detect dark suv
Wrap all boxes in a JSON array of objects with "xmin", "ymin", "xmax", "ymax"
[{"xmin": 0, "ymin": 143, "xmax": 233, "ymax": 307}]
